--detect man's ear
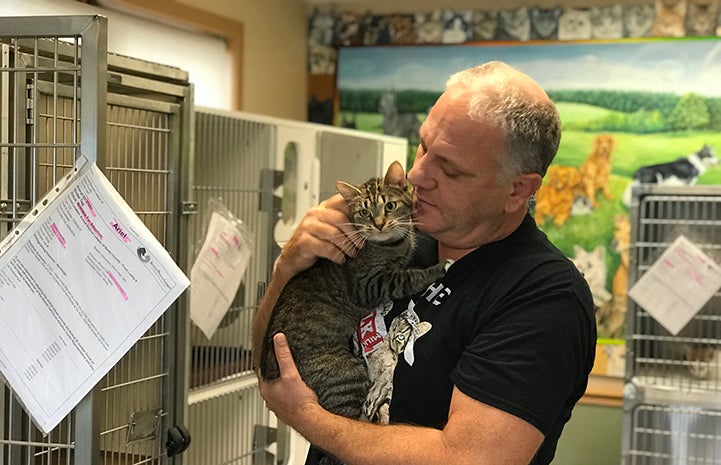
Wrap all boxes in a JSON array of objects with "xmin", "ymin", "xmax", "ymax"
[{"xmin": 506, "ymin": 173, "xmax": 542, "ymax": 212}]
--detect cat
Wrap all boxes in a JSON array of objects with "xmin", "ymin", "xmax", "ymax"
[
  {"xmin": 259, "ymin": 162, "xmax": 447, "ymax": 465},
  {"xmin": 591, "ymin": 5, "xmax": 624, "ymax": 39},
  {"xmin": 308, "ymin": 44, "xmax": 336, "ymax": 75},
  {"xmin": 363, "ymin": 302, "xmax": 432, "ymax": 424},
  {"xmin": 571, "ymin": 244, "xmax": 612, "ymax": 310},
  {"xmin": 308, "ymin": 8, "xmax": 336, "ymax": 46},
  {"xmin": 686, "ymin": 0, "xmax": 718, "ymax": 36},
  {"xmin": 652, "ymin": 0, "xmax": 687, "ymax": 37},
  {"xmin": 496, "ymin": 7, "xmax": 531, "ymax": 41},
  {"xmin": 530, "ymin": 6, "xmax": 563, "ymax": 40},
  {"xmin": 441, "ymin": 10, "xmax": 473, "ymax": 43},
  {"xmin": 558, "ymin": 8, "xmax": 592, "ymax": 40},
  {"xmin": 378, "ymin": 90, "xmax": 421, "ymax": 140},
  {"xmin": 471, "ymin": 9, "xmax": 498, "ymax": 41},
  {"xmin": 361, "ymin": 14, "xmax": 391, "ymax": 45},
  {"xmin": 624, "ymin": 4, "xmax": 656, "ymax": 37},
  {"xmin": 684, "ymin": 345, "xmax": 721, "ymax": 380},
  {"xmin": 414, "ymin": 10, "xmax": 444, "ymax": 44},
  {"xmin": 334, "ymin": 11, "xmax": 363, "ymax": 46},
  {"xmin": 389, "ymin": 14, "xmax": 415, "ymax": 45}
]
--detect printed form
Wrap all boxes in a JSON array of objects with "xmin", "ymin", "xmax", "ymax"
[
  {"xmin": 629, "ymin": 235, "xmax": 721, "ymax": 335},
  {"xmin": 0, "ymin": 158, "xmax": 190, "ymax": 434}
]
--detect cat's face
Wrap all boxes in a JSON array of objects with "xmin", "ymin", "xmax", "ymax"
[
  {"xmin": 336, "ymin": 163, "xmax": 414, "ymax": 243},
  {"xmin": 571, "ymin": 244, "xmax": 607, "ymax": 285},
  {"xmin": 684, "ymin": 346, "xmax": 717, "ymax": 379}
]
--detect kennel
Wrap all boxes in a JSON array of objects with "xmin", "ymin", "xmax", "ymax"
[
  {"xmin": 186, "ymin": 107, "xmax": 407, "ymax": 465},
  {"xmin": 1, "ymin": 13, "xmax": 410, "ymax": 465},
  {"xmin": 623, "ymin": 185, "xmax": 721, "ymax": 465},
  {"xmin": 0, "ymin": 15, "xmax": 193, "ymax": 465}
]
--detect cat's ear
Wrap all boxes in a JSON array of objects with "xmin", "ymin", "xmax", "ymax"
[
  {"xmin": 384, "ymin": 161, "xmax": 407, "ymax": 189},
  {"xmin": 336, "ymin": 181, "xmax": 362, "ymax": 201}
]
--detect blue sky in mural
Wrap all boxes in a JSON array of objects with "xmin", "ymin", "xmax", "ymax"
[{"xmin": 337, "ymin": 38, "xmax": 721, "ymax": 96}]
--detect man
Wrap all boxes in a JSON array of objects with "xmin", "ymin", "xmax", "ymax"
[{"xmin": 253, "ymin": 61, "xmax": 596, "ymax": 465}]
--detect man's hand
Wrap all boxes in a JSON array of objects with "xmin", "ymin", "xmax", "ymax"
[
  {"xmin": 258, "ymin": 333, "xmax": 319, "ymax": 427},
  {"xmin": 275, "ymin": 193, "xmax": 362, "ymax": 278}
]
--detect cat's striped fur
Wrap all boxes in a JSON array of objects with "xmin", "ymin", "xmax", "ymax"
[{"xmin": 259, "ymin": 162, "xmax": 445, "ymax": 465}]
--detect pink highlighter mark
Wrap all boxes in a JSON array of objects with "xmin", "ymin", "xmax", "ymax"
[
  {"xmin": 84, "ymin": 197, "xmax": 97, "ymax": 217},
  {"xmin": 50, "ymin": 223, "xmax": 67, "ymax": 249},
  {"xmin": 107, "ymin": 271, "xmax": 129, "ymax": 301}
]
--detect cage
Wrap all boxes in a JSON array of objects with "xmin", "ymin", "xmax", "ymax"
[{"xmin": 623, "ymin": 185, "xmax": 721, "ymax": 465}]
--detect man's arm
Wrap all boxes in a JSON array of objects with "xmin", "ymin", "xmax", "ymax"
[
  {"xmin": 251, "ymin": 194, "xmax": 360, "ymax": 369},
  {"xmin": 261, "ymin": 334, "xmax": 544, "ymax": 465}
]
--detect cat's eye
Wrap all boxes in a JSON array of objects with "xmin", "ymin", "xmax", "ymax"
[
  {"xmin": 358, "ymin": 209, "xmax": 371, "ymax": 218},
  {"xmin": 384, "ymin": 202, "xmax": 397, "ymax": 212}
]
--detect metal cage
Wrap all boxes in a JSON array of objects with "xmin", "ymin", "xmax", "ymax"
[
  {"xmin": 1, "ymin": 15, "xmax": 193, "ymax": 465},
  {"xmin": 623, "ymin": 185, "xmax": 721, "ymax": 465}
]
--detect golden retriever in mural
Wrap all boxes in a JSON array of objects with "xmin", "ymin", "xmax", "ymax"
[
  {"xmin": 534, "ymin": 164, "xmax": 582, "ymax": 226},
  {"xmin": 578, "ymin": 134, "xmax": 616, "ymax": 207}
]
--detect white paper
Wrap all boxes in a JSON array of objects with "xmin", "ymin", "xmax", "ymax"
[
  {"xmin": 0, "ymin": 158, "xmax": 190, "ymax": 434},
  {"xmin": 190, "ymin": 211, "xmax": 252, "ymax": 339},
  {"xmin": 629, "ymin": 235, "xmax": 721, "ymax": 335}
]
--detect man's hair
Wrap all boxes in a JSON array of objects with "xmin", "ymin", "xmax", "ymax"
[{"xmin": 445, "ymin": 61, "xmax": 561, "ymax": 180}]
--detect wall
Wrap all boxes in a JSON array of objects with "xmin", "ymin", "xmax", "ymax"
[{"xmin": 175, "ymin": 0, "xmax": 308, "ymax": 120}]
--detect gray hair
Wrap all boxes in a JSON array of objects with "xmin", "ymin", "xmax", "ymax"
[{"xmin": 445, "ymin": 61, "xmax": 561, "ymax": 181}]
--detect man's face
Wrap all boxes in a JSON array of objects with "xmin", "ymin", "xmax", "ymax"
[{"xmin": 407, "ymin": 87, "xmax": 516, "ymax": 249}]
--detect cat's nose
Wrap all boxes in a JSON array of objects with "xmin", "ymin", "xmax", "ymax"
[{"xmin": 373, "ymin": 220, "xmax": 384, "ymax": 231}]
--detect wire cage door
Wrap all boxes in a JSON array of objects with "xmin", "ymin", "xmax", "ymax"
[
  {"xmin": 623, "ymin": 185, "xmax": 721, "ymax": 465},
  {"xmin": 1, "ymin": 15, "xmax": 193, "ymax": 465}
]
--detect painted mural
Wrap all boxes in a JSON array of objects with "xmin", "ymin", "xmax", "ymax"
[{"xmin": 335, "ymin": 38, "xmax": 721, "ymax": 355}]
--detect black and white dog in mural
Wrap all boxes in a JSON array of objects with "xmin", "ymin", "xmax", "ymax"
[{"xmin": 623, "ymin": 144, "xmax": 719, "ymax": 205}]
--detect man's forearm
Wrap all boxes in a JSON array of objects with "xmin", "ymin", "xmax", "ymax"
[
  {"xmin": 251, "ymin": 266, "xmax": 292, "ymax": 369},
  {"xmin": 294, "ymin": 403, "xmax": 450, "ymax": 465}
]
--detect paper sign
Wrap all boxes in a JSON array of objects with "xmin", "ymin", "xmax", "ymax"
[
  {"xmin": 0, "ymin": 158, "xmax": 190, "ymax": 433},
  {"xmin": 629, "ymin": 235, "xmax": 721, "ymax": 335},
  {"xmin": 190, "ymin": 211, "xmax": 252, "ymax": 339}
]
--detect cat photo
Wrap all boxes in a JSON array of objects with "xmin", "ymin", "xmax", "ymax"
[
  {"xmin": 308, "ymin": 44, "xmax": 336, "ymax": 75},
  {"xmin": 530, "ymin": 6, "xmax": 563, "ymax": 40},
  {"xmin": 684, "ymin": 345, "xmax": 721, "ymax": 381},
  {"xmin": 686, "ymin": 0, "xmax": 719, "ymax": 36},
  {"xmin": 571, "ymin": 244, "xmax": 612, "ymax": 310},
  {"xmin": 441, "ymin": 9, "xmax": 473, "ymax": 43},
  {"xmin": 471, "ymin": 9, "xmax": 498, "ymax": 41},
  {"xmin": 624, "ymin": 4, "xmax": 656, "ymax": 37},
  {"xmin": 558, "ymin": 8, "xmax": 592, "ymax": 41},
  {"xmin": 591, "ymin": 5, "xmax": 624, "ymax": 39},
  {"xmin": 259, "ymin": 162, "xmax": 447, "ymax": 465},
  {"xmin": 361, "ymin": 14, "xmax": 391, "ymax": 45},
  {"xmin": 334, "ymin": 11, "xmax": 363, "ymax": 46},
  {"xmin": 414, "ymin": 10, "xmax": 444, "ymax": 44},
  {"xmin": 496, "ymin": 6, "xmax": 531, "ymax": 41},
  {"xmin": 652, "ymin": 0, "xmax": 687, "ymax": 37},
  {"xmin": 389, "ymin": 13, "xmax": 415, "ymax": 45},
  {"xmin": 308, "ymin": 8, "xmax": 336, "ymax": 46}
]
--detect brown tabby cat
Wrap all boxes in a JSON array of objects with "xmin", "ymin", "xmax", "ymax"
[{"xmin": 259, "ymin": 161, "xmax": 446, "ymax": 465}]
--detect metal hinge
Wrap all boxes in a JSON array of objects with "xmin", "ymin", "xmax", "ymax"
[{"xmin": 26, "ymin": 82, "xmax": 34, "ymax": 124}]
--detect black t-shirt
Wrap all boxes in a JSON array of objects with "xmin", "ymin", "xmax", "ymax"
[{"xmin": 306, "ymin": 214, "xmax": 596, "ymax": 465}]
